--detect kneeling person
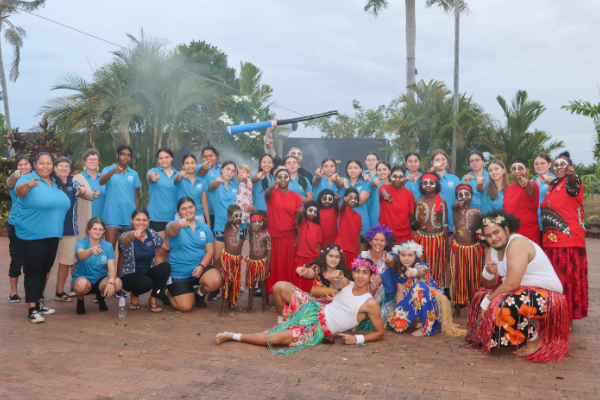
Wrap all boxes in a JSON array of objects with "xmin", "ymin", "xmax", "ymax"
[
  {"xmin": 216, "ymin": 258, "xmax": 384, "ymax": 354},
  {"xmin": 72, "ymin": 217, "xmax": 123, "ymax": 314},
  {"xmin": 466, "ymin": 210, "xmax": 569, "ymax": 362}
]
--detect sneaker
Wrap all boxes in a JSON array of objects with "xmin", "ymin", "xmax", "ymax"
[
  {"xmin": 9, "ymin": 294, "xmax": 21, "ymax": 303},
  {"xmin": 38, "ymin": 305, "xmax": 56, "ymax": 315},
  {"xmin": 208, "ymin": 289, "xmax": 220, "ymax": 301},
  {"xmin": 69, "ymin": 287, "xmax": 76, "ymax": 297},
  {"xmin": 115, "ymin": 289, "xmax": 126, "ymax": 298},
  {"xmin": 29, "ymin": 311, "xmax": 45, "ymax": 323},
  {"xmin": 194, "ymin": 289, "xmax": 207, "ymax": 309},
  {"xmin": 254, "ymin": 288, "xmax": 262, "ymax": 296}
]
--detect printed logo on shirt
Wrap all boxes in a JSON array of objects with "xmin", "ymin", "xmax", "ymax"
[
  {"xmin": 448, "ymin": 181, "xmax": 454, "ymax": 188},
  {"xmin": 68, "ymin": 186, "xmax": 73, "ymax": 192},
  {"xmin": 127, "ymin": 176, "xmax": 134, "ymax": 182},
  {"xmin": 232, "ymin": 189, "xmax": 237, "ymax": 194},
  {"xmin": 199, "ymin": 231, "xmax": 206, "ymax": 239},
  {"xmin": 356, "ymin": 185, "xmax": 363, "ymax": 191},
  {"xmin": 101, "ymin": 255, "xmax": 107, "ymax": 263},
  {"xmin": 196, "ymin": 183, "xmax": 203, "ymax": 189},
  {"xmin": 145, "ymin": 241, "xmax": 153, "ymax": 247}
]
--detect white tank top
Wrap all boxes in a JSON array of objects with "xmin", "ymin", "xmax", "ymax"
[
  {"xmin": 490, "ymin": 233, "xmax": 563, "ymax": 293},
  {"xmin": 324, "ymin": 282, "xmax": 373, "ymax": 334}
]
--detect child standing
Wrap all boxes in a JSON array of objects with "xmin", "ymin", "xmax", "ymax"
[
  {"xmin": 243, "ymin": 210, "xmax": 271, "ymax": 312},
  {"xmin": 317, "ymin": 189, "xmax": 339, "ymax": 249},
  {"xmin": 294, "ymin": 200, "xmax": 322, "ymax": 292},
  {"xmin": 235, "ymin": 164, "xmax": 253, "ymax": 225},
  {"xmin": 219, "ymin": 204, "xmax": 244, "ymax": 317},
  {"xmin": 334, "ymin": 187, "xmax": 363, "ymax": 265}
]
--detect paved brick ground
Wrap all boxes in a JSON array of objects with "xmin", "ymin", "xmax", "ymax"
[{"xmin": 0, "ymin": 237, "xmax": 598, "ymax": 399}]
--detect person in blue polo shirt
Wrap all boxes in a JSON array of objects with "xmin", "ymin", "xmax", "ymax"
[
  {"xmin": 252, "ymin": 154, "xmax": 275, "ymax": 212},
  {"xmin": 284, "ymin": 156, "xmax": 313, "ymax": 203},
  {"xmin": 74, "ymin": 150, "xmax": 106, "ymax": 234},
  {"xmin": 165, "ymin": 197, "xmax": 223, "ymax": 312},
  {"xmin": 196, "ymin": 145, "xmax": 222, "ymax": 228},
  {"xmin": 72, "ymin": 217, "xmax": 122, "ymax": 315},
  {"xmin": 15, "ymin": 152, "xmax": 71, "ymax": 323},
  {"xmin": 404, "ymin": 152, "xmax": 423, "ymax": 203},
  {"xmin": 312, "ymin": 157, "xmax": 343, "ymax": 201},
  {"xmin": 429, "ymin": 150, "xmax": 460, "ymax": 233},
  {"xmin": 5, "ymin": 153, "xmax": 33, "ymax": 303},
  {"xmin": 174, "ymin": 154, "xmax": 210, "ymax": 224},
  {"xmin": 460, "ymin": 150, "xmax": 489, "ymax": 210},
  {"xmin": 100, "ymin": 145, "xmax": 141, "ymax": 277}
]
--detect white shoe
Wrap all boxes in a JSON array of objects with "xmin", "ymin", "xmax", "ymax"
[{"xmin": 29, "ymin": 311, "xmax": 45, "ymax": 323}]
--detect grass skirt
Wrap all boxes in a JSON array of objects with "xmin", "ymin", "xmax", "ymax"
[
  {"xmin": 451, "ymin": 241, "xmax": 483, "ymax": 306},
  {"xmin": 416, "ymin": 231, "xmax": 447, "ymax": 288},
  {"xmin": 221, "ymin": 251, "xmax": 242, "ymax": 307}
]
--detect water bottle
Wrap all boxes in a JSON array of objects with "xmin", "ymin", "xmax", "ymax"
[{"xmin": 118, "ymin": 294, "xmax": 126, "ymax": 318}]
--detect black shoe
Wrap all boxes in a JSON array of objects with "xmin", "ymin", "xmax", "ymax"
[
  {"xmin": 159, "ymin": 289, "xmax": 170, "ymax": 305},
  {"xmin": 96, "ymin": 293, "xmax": 108, "ymax": 312},
  {"xmin": 208, "ymin": 289, "xmax": 220, "ymax": 301},
  {"xmin": 194, "ymin": 290, "xmax": 207, "ymax": 308},
  {"xmin": 115, "ymin": 289, "xmax": 126, "ymax": 298},
  {"xmin": 443, "ymin": 288, "xmax": 451, "ymax": 300},
  {"xmin": 76, "ymin": 299, "xmax": 86, "ymax": 315},
  {"xmin": 29, "ymin": 310, "xmax": 45, "ymax": 323},
  {"xmin": 9, "ymin": 294, "xmax": 21, "ymax": 303},
  {"xmin": 253, "ymin": 288, "xmax": 262, "ymax": 296}
]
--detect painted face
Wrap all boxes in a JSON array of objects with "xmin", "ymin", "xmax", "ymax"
[
  {"xmin": 483, "ymin": 224, "xmax": 509, "ymax": 250},
  {"xmin": 325, "ymin": 249, "xmax": 341, "ymax": 269},
  {"xmin": 306, "ymin": 206, "xmax": 318, "ymax": 220},
  {"xmin": 157, "ymin": 151, "xmax": 173, "ymax": 169},
  {"xmin": 370, "ymin": 232, "xmax": 387, "ymax": 252},
  {"xmin": 17, "ymin": 159, "xmax": 32, "ymax": 174},
  {"xmin": 510, "ymin": 162, "xmax": 528, "ymax": 178},
  {"xmin": 321, "ymin": 194, "xmax": 334, "ymax": 209},
  {"xmin": 178, "ymin": 201, "xmax": 196, "ymax": 220},
  {"xmin": 88, "ymin": 223, "xmax": 105, "ymax": 240},
  {"xmin": 345, "ymin": 193, "xmax": 358, "ymax": 207},
  {"xmin": 553, "ymin": 158, "xmax": 569, "ymax": 178},
  {"xmin": 346, "ymin": 162, "xmax": 362, "ymax": 179},
  {"xmin": 285, "ymin": 157, "xmax": 299, "ymax": 173},
  {"xmin": 276, "ymin": 171, "xmax": 290, "ymax": 189},
  {"xmin": 488, "ymin": 163, "xmax": 505, "ymax": 181},
  {"xmin": 469, "ymin": 155, "xmax": 484, "ymax": 171},
  {"xmin": 399, "ymin": 249, "xmax": 416, "ymax": 268},
  {"xmin": 250, "ymin": 219, "xmax": 264, "ymax": 232},
  {"xmin": 260, "ymin": 156, "xmax": 274, "ymax": 173},
  {"xmin": 118, "ymin": 150, "xmax": 132, "ymax": 166},
  {"xmin": 35, "ymin": 155, "xmax": 53, "ymax": 178},
  {"xmin": 457, "ymin": 189, "xmax": 472, "ymax": 201},
  {"xmin": 287, "ymin": 148, "xmax": 303, "ymax": 163},
  {"xmin": 131, "ymin": 213, "xmax": 149, "ymax": 231},
  {"xmin": 390, "ymin": 170, "xmax": 405, "ymax": 188},
  {"xmin": 421, "ymin": 179, "xmax": 436, "ymax": 194},
  {"xmin": 232, "ymin": 211, "xmax": 243, "ymax": 224},
  {"xmin": 221, "ymin": 164, "xmax": 236, "ymax": 180},
  {"xmin": 322, "ymin": 160, "xmax": 336, "ymax": 176},
  {"xmin": 534, "ymin": 157, "xmax": 551, "ymax": 176},
  {"xmin": 183, "ymin": 157, "xmax": 197, "ymax": 174},
  {"xmin": 54, "ymin": 162, "xmax": 71, "ymax": 179},
  {"xmin": 83, "ymin": 154, "xmax": 99, "ymax": 171},
  {"xmin": 202, "ymin": 150, "xmax": 217, "ymax": 167},
  {"xmin": 365, "ymin": 154, "xmax": 378, "ymax": 170},
  {"xmin": 406, "ymin": 155, "xmax": 420, "ymax": 172}
]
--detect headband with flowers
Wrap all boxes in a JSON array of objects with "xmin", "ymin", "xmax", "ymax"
[
  {"xmin": 392, "ymin": 241, "xmax": 424, "ymax": 258},
  {"xmin": 350, "ymin": 258, "xmax": 378, "ymax": 275},
  {"xmin": 365, "ymin": 223, "xmax": 394, "ymax": 245},
  {"xmin": 475, "ymin": 215, "xmax": 507, "ymax": 241}
]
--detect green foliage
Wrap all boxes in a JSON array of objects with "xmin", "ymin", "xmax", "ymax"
[
  {"xmin": 0, "ymin": 157, "xmax": 13, "ymax": 228},
  {"xmin": 562, "ymin": 97, "xmax": 600, "ymax": 162},
  {"xmin": 304, "ymin": 100, "xmax": 393, "ymax": 139},
  {"xmin": 176, "ymin": 40, "xmax": 237, "ymax": 87}
]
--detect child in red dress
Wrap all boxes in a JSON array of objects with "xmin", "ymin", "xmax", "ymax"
[
  {"xmin": 335, "ymin": 187, "xmax": 362, "ymax": 265},
  {"xmin": 294, "ymin": 200, "xmax": 322, "ymax": 292},
  {"xmin": 317, "ymin": 189, "xmax": 339, "ymax": 249}
]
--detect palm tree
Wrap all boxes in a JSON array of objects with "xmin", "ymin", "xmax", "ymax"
[
  {"xmin": 0, "ymin": 1, "xmax": 45, "ymax": 144},
  {"xmin": 562, "ymin": 97, "xmax": 600, "ymax": 162}
]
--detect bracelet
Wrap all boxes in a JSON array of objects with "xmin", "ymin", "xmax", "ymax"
[
  {"xmin": 481, "ymin": 266, "xmax": 495, "ymax": 280},
  {"xmin": 107, "ymin": 282, "xmax": 115, "ymax": 285},
  {"xmin": 480, "ymin": 296, "xmax": 491, "ymax": 311},
  {"xmin": 355, "ymin": 335, "xmax": 365, "ymax": 344}
]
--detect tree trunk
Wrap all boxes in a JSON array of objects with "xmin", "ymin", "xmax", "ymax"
[
  {"xmin": 0, "ymin": 19, "xmax": 14, "ymax": 154},
  {"xmin": 405, "ymin": 0, "xmax": 416, "ymax": 100},
  {"xmin": 450, "ymin": 0, "xmax": 460, "ymax": 174}
]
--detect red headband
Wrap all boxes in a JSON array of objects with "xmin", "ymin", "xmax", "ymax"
[
  {"xmin": 421, "ymin": 173, "xmax": 439, "ymax": 182},
  {"xmin": 421, "ymin": 173, "xmax": 442, "ymax": 212},
  {"xmin": 455, "ymin": 184, "xmax": 473, "ymax": 194},
  {"xmin": 250, "ymin": 215, "xmax": 264, "ymax": 222}
]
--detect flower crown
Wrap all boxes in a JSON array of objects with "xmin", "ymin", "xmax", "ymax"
[
  {"xmin": 364, "ymin": 223, "xmax": 394, "ymax": 245},
  {"xmin": 350, "ymin": 258, "xmax": 378, "ymax": 275},
  {"xmin": 391, "ymin": 241, "xmax": 423, "ymax": 258},
  {"xmin": 475, "ymin": 216, "xmax": 507, "ymax": 241}
]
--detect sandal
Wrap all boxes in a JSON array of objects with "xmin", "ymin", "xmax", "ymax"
[
  {"xmin": 54, "ymin": 292, "xmax": 73, "ymax": 302},
  {"xmin": 129, "ymin": 302, "xmax": 140, "ymax": 310},
  {"xmin": 148, "ymin": 304, "xmax": 163, "ymax": 313}
]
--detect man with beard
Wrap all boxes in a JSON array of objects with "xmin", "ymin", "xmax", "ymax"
[{"xmin": 466, "ymin": 210, "xmax": 570, "ymax": 363}]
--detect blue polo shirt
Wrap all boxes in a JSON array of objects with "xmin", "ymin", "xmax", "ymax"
[
  {"xmin": 199, "ymin": 164, "xmax": 221, "ymax": 216},
  {"xmin": 368, "ymin": 180, "xmax": 385, "ymax": 227},
  {"xmin": 7, "ymin": 178, "xmax": 21, "ymax": 226},
  {"xmin": 312, "ymin": 176, "xmax": 341, "ymax": 201},
  {"xmin": 404, "ymin": 172, "xmax": 423, "ymax": 202},
  {"xmin": 177, "ymin": 175, "xmax": 207, "ymax": 209},
  {"xmin": 167, "ymin": 221, "xmax": 214, "ymax": 278},
  {"xmin": 81, "ymin": 171, "xmax": 106, "ymax": 218},
  {"xmin": 340, "ymin": 178, "xmax": 371, "ymax": 235},
  {"xmin": 252, "ymin": 173, "xmax": 274, "ymax": 211},
  {"xmin": 101, "ymin": 164, "xmax": 141, "ymax": 225},
  {"xmin": 288, "ymin": 174, "xmax": 313, "ymax": 200},
  {"xmin": 147, "ymin": 166, "xmax": 179, "ymax": 222},
  {"xmin": 532, "ymin": 173, "xmax": 555, "ymax": 229},
  {"xmin": 460, "ymin": 170, "xmax": 489, "ymax": 209},
  {"xmin": 438, "ymin": 172, "xmax": 461, "ymax": 232},
  {"xmin": 480, "ymin": 190, "xmax": 505, "ymax": 214},
  {"xmin": 15, "ymin": 172, "xmax": 71, "ymax": 241},
  {"xmin": 72, "ymin": 237, "xmax": 115, "ymax": 285},
  {"xmin": 211, "ymin": 181, "xmax": 240, "ymax": 232}
]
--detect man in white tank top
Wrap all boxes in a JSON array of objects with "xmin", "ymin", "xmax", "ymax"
[
  {"xmin": 215, "ymin": 259, "xmax": 384, "ymax": 354},
  {"xmin": 466, "ymin": 210, "xmax": 570, "ymax": 363}
]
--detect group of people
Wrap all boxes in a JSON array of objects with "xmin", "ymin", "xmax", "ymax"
[{"xmin": 4, "ymin": 125, "xmax": 587, "ymax": 362}]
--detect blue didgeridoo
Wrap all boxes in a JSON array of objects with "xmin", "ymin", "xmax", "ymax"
[{"xmin": 226, "ymin": 110, "xmax": 339, "ymax": 134}]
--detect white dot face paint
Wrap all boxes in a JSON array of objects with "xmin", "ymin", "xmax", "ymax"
[
  {"xmin": 554, "ymin": 160, "xmax": 569, "ymax": 169},
  {"xmin": 288, "ymin": 150, "xmax": 302, "ymax": 157},
  {"xmin": 511, "ymin": 163, "xmax": 527, "ymax": 173},
  {"xmin": 277, "ymin": 172, "xmax": 290, "ymax": 181},
  {"xmin": 323, "ymin": 195, "xmax": 334, "ymax": 203},
  {"xmin": 422, "ymin": 179, "xmax": 436, "ymax": 188},
  {"xmin": 307, "ymin": 207, "xmax": 318, "ymax": 216},
  {"xmin": 233, "ymin": 211, "xmax": 243, "ymax": 220},
  {"xmin": 457, "ymin": 189, "xmax": 472, "ymax": 200},
  {"xmin": 391, "ymin": 172, "xmax": 405, "ymax": 181}
]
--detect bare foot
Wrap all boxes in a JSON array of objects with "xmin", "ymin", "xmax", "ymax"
[
  {"xmin": 241, "ymin": 306, "xmax": 252, "ymax": 313},
  {"xmin": 453, "ymin": 305, "xmax": 462, "ymax": 319},
  {"xmin": 515, "ymin": 336, "xmax": 543, "ymax": 357},
  {"xmin": 411, "ymin": 329, "xmax": 425, "ymax": 337},
  {"xmin": 262, "ymin": 303, "xmax": 270, "ymax": 313},
  {"xmin": 218, "ymin": 310, "xmax": 227, "ymax": 318},
  {"xmin": 216, "ymin": 332, "xmax": 234, "ymax": 344}
]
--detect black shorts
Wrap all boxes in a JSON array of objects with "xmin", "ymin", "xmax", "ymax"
[
  {"xmin": 167, "ymin": 265, "xmax": 215, "ymax": 296},
  {"xmin": 149, "ymin": 221, "xmax": 169, "ymax": 232},
  {"xmin": 88, "ymin": 276, "xmax": 107, "ymax": 295},
  {"xmin": 214, "ymin": 228, "xmax": 248, "ymax": 243}
]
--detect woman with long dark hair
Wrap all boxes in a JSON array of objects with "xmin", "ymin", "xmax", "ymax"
[
  {"xmin": 295, "ymin": 243, "xmax": 351, "ymax": 300},
  {"xmin": 312, "ymin": 157, "xmax": 343, "ymax": 200},
  {"xmin": 341, "ymin": 159, "xmax": 371, "ymax": 236},
  {"xmin": 479, "ymin": 159, "xmax": 508, "ymax": 214},
  {"xmin": 252, "ymin": 154, "xmax": 275, "ymax": 212},
  {"xmin": 174, "ymin": 154, "xmax": 210, "ymax": 224},
  {"xmin": 285, "ymin": 156, "xmax": 313, "ymax": 203}
]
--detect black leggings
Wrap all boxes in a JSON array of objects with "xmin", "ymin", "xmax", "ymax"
[
  {"xmin": 20, "ymin": 237, "xmax": 60, "ymax": 303},
  {"xmin": 120, "ymin": 262, "xmax": 171, "ymax": 298},
  {"xmin": 7, "ymin": 223, "xmax": 23, "ymax": 278}
]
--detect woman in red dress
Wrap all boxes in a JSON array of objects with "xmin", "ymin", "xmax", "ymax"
[
  {"xmin": 541, "ymin": 151, "xmax": 587, "ymax": 322},
  {"xmin": 294, "ymin": 200, "xmax": 322, "ymax": 292},
  {"xmin": 503, "ymin": 157, "xmax": 540, "ymax": 244},
  {"xmin": 265, "ymin": 169, "xmax": 302, "ymax": 293}
]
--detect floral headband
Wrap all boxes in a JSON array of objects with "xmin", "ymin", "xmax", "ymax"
[
  {"xmin": 392, "ymin": 241, "xmax": 423, "ymax": 258},
  {"xmin": 365, "ymin": 223, "xmax": 394, "ymax": 244},
  {"xmin": 350, "ymin": 258, "xmax": 378, "ymax": 275},
  {"xmin": 321, "ymin": 245, "xmax": 342, "ymax": 254},
  {"xmin": 475, "ymin": 215, "xmax": 506, "ymax": 241}
]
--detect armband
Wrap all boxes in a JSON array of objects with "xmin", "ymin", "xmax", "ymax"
[
  {"xmin": 355, "ymin": 335, "xmax": 365, "ymax": 344},
  {"xmin": 482, "ymin": 266, "xmax": 495, "ymax": 280},
  {"xmin": 480, "ymin": 296, "xmax": 491, "ymax": 311}
]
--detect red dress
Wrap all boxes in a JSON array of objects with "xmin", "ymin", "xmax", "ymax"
[
  {"xmin": 319, "ymin": 207, "xmax": 338, "ymax": 248},
  {"xmin": 266, "ymin": 189, "xmax": 302, "ymax": 293},
  {"xmin": 334, "ymin": 207, "xmax": 362, "ymax": 265},
  {"xmin": 294, "ymin": 220, "xmax": 322, "ymax": 292},
  {"xmin": 378, "ymin": 185, "xmax": 415, "ymax": 243},
  {"xmin": 503, "ymin": 182, "xmax": 540, "ymax": 244},
  {"xmin": 541, "ymin": 176, "xmax": 587, "ymax": 321}
]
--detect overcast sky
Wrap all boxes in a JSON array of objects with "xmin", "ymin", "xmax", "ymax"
[{"xmin": 5, "ymin": 0, "xmax": 600, "ymax": 164}]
